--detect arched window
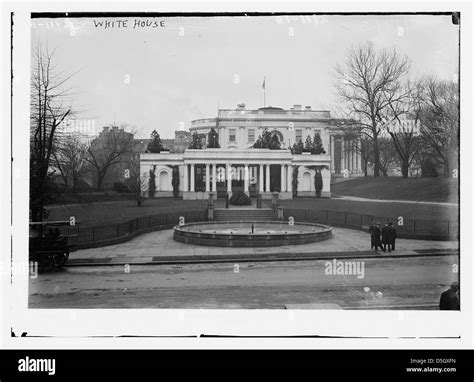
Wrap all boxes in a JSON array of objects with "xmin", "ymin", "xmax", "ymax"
[{"xmin": 270, "ymin": 130, "xmax": 284, "ymax": 142}]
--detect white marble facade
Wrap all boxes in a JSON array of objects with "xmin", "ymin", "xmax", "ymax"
[{"xmin": 140, "ymin": 105, "xmax": 362, "ymax": 199}]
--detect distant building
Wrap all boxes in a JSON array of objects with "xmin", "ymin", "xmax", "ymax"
[
  {"xmin": 161, "ymin": 131, "xmax": 191, "ymax": 153},
  {"xmin": 86, "ymin": 127, "xmax": 192, "ymax": 189}
]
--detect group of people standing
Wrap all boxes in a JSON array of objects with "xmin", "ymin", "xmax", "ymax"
[{"xmin": 369, "ymin": 221, "xmax": 397, "ymax": 252}]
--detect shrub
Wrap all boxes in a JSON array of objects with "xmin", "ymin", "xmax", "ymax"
[
  {"xmin": 113, "ymin": 182, "xmax": 130, "ymax": 193},
  {"xmin": 315, "ymin": 170, "xmax": 323, "ymax": 197},
  {"xmin": 230, "ymin": 190, "xmax": 252, "ymax": 206},
  {"xmin": 148, "ymin": 166, "xmax": 156, "ymax": 198},
  {"xmin": 291, "ymin": 141, "xmax": 304, "ymax": 154},
  {"xmin": 171, "ymin": 166, "xmax": 180, "ymax": 197}
]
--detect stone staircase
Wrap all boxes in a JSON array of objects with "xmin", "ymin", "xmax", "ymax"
[{"xmin": 213, "ymin": 208, "xmax": 276, "ymax": 222}]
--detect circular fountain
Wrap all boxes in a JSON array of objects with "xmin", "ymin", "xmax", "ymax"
[{"xmin": 173, "ymin": 221, "xmax": 332, "ymax": 247}]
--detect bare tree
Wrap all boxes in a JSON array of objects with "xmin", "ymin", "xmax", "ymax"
[
  {"xmin": 85, "ymin": 126, "xmax": 135, "ymax": 190},
  {"xmin": 379, "ymin": 138, "xmax": 399, "ymax": 176},
  {"xmin": 51, "ymin": 134, "xmax": 89, "ymax": 192},
  {"xmin": 30, "ymin": 44, "xmax": 74, "ymax": 222},
  {"xmin": 123, "ymin": 157, "xmax": 147, "ymax": 207},
  {"xmin": 384, "ymin": 80, "xmax": 423, "ymax": 178},
  {"xmin": 360, "ymin": 137, "xmax": 374, "ymax": 177},
  {"xmin": 335, "ymin": 42, "xmax": 410, "ymax": 177},
  {"xmin": 418, "ymin": 77, "xmax": 459, "ymax": 176}
]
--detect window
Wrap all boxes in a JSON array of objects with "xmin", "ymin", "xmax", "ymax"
[
  {"xmin": 229, "ymin": 129, "xmax": 236, "ymax": 142},
  {"xmin": 295, "ymin": 129, "xmax": 303, "ymax": 143},
  {"xmin": 248, "ymin": 128, "xmax": 255, "ymax": 143}
]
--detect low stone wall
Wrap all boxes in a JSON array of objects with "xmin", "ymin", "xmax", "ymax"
[{"xmin": 173, "ymin": 221, "xmax": 333, "ymax": 247}]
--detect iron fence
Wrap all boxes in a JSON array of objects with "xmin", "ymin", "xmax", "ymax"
[
  {"xmin": 58, "ymin": 209, "xmax": 207, "ymax": 248},
  {"xmin": 55, "ymin": 207, "xmax": 457, "ymax": 249},
  {"xmin": 284, "ymin": 208, "xmax": 459, "ymax": 241}
]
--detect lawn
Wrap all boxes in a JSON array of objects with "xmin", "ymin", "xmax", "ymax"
[
  {"xmin": 279, "ymin": 198, "xmax": 458, "ymax": 221},
  {"xmin": 45, "ymin": 195, "xmax": 458, "ymax": 227},
  {"xmin": 45, "ymin": 198, "xmax": 208, "ymax": 226},
  {"xmin": 331, "ymin": 176, "xmax": 459, "ymax": 203}
]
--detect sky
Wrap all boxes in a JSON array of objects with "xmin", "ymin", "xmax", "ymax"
[{"xmin": 31, "ymin": 14, "xmax": 459, "ymax": 139}]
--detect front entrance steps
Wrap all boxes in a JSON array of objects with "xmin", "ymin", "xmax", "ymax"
[{"xmin": 213, "ymin": 208, "xmax": 276, "ymax": 222}]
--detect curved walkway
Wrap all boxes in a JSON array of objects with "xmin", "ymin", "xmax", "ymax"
[
  {"xmin": 67, "ymin": 227, "xmax": 458, "ymax": 266},
  {"xmin": 336, "ymin": 195, "xmax": 458, "ymax": 207}
]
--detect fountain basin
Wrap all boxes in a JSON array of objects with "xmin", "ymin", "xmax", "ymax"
[{"xmin": 173, "ymin": 221, "xmax": 332, "ymax": 247}]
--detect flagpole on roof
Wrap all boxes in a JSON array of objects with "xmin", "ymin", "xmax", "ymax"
[{"xmin": 262, "ymin": 76, "xmax": 266, "ymax": 107}]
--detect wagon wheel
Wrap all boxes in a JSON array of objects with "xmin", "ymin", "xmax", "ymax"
[
  {"xmin": 57, "ymin": 252, "xmax": 68, "ymax": 267},
  {"xmin": 52, "ymin": 252, "xmax": 67, "ymax": 269},
  {"xmin": 48, "ymin": 253, "xmax": 57, "ymax": 270},
  {"xmin": 38, "ymin": 254, "xmax": 52, "ymax": 271}
]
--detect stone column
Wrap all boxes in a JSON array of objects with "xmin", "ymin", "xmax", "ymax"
[
  {"xmin": 183, "ymin": 164, "xmax": 188, "ymax": 192},
  {"xmin": 352, "ymin": 142, "xmax": 356, "ymax": 173},
  {"xmin": 190, "ymin": 164, "xmax": 195, "ymax": 192},
  {"xmin": 321, "ymin": 168, "xmax": 331, "ymax": 197},
  {"xmin": 226, "ymin": 164, "xmax": 232, "ymax": 194},
  {"xmin": 348, "ymin": 140, "xmax": 352, "ymax": 172},
  {"xmin": 244, "ymin": 164, "xmax": 249, "ymax": 195},
  {"xmin": 212, "ymin": 164, "xmax": 217, "ymax": 192},
  {"xmin": 345, "ymin": 140, "xmax": 349, "ymax": 172},
  {"xmin": 265, "ymin": 164, "xmax": 271, "ymax": 192},
  {"xmin": 287, "ymin": 165, "xmax": 293, "ymax": 194},
  {"xmin": 259, "ymin": 164, "xmax": 264, "ymax": 193},
  {"xmin": 330, "ymin": 136, "xmax": 335, "ymax": 173},
  {"xmin": 280, "ymin": 164, "xmax": 286, "ymax": 192},
  {"xmin": 352, "ymin": 139, "xmax": 358, "ymax": 173},
  {"xmin": 340, "ymin": 137, "xmax": 345, "ymax": 174},
  {"xmin": 205, "ymin": 163, "xmax": 210, "ymax": 192}
]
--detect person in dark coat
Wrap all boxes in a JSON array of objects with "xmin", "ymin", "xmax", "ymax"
[
  {"xmin": 381, "ymin": 222, "xmax": 391, "ymax": 252},
  {"xmin": 388, "ymin": 222, "xmax": 397, "ymax": 250},
  {"xmin": 369, "ymin": 223, "xmax": 383, "ymax": 250},
  {"xmin": 439, "ymin": 282, "xmax": 460, "ymax": 310}
]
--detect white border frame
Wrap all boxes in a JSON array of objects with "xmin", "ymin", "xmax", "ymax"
[{"xmin": 1, "ymin": 0, "xmax": 472, "ymax": 349}]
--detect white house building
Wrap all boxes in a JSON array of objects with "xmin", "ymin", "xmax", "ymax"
[{"xmin": 140, "ymin": 104, "xmax": 363, "ymax": 200}]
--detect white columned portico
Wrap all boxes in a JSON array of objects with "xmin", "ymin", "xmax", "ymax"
[
  {"xmin": 244, "ymin": 164, "xmax": 249, "ymax": 195},
  {"xmin": 190, "ymin": 164, "xmax": 195, "ymax": 192},
  {"xmin": 212, "ymin": 164, "xmax": 217, "ymax": 192},
  {"xmin": 183, "ymin": 164, "xmax": 189, "ymax": 192},
  {"xmin": 265, "ymin": 164, "xmax": 270, "ymax": 192},
  {"xmin": 205, "ymin": 163, "xmax": 210, "ymax": 192},
  {"xmin": 151, "ymin": 145, "xmax": 332, "ymax": 201},
  {"xmin": 280, "ymin": 165, "xmax": 286, "ymax": 192}
]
